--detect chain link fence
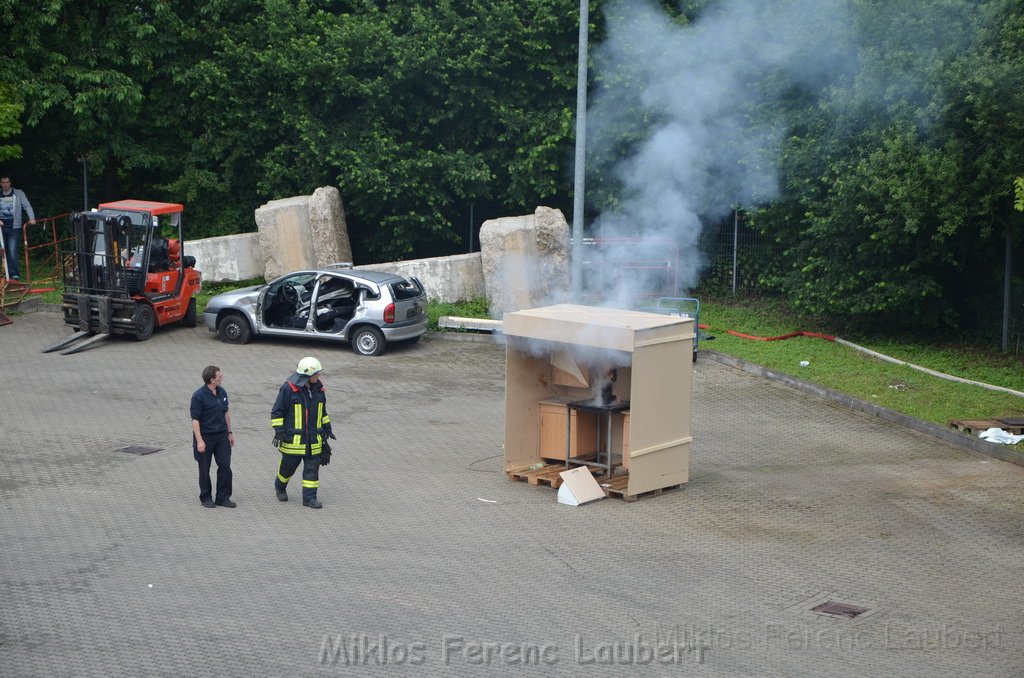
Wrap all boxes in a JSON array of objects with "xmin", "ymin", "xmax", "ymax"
[{"xmin": 696, "ymin": 210, "xmax": 782, "ymax": 297}]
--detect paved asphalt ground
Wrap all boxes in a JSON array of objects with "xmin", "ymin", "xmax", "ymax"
[{"xmin": 2, "ymin": 309, "xmax": 1023, "ymax": 677}]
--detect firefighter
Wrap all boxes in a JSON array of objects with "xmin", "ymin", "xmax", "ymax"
[{"xmin": 271, "ymin": 356, "xmax": 334, "ymax": 509}]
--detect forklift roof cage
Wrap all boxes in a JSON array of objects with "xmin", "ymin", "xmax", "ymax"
[{"xmin": 97, "ymin": 200, "xmax": 184, "ymax": 215}]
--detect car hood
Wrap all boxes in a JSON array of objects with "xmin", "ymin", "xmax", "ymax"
[{"xmin": 206, "ymin": 284, "xmax": 264, "ymax": 309}]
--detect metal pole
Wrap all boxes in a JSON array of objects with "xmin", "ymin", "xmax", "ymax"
[
  {"xmin": 731, "ymin": 208, "xmax": 739, "ymax": 295},
  {"xmin": 571, "ymin": 0, "xmax": 589, "ymax": 302},
  {"xmin": 79, "ymin": 155, "xmax": 89, "ymax": 210},
  {"xmin": 1002, "ymin": 229, "xmax": 1011, "ymax": 352}
]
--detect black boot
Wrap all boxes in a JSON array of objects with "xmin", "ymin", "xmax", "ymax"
[
  {"xmin": 275, "ymin": 483, "xmax": 288, "ymax": 502},
  {"xmin": 303, "ymin": 497, "xmax": 323, "ymax": 509}
]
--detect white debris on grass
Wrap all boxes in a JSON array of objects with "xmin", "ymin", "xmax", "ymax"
[{"xmin": 978, "ymin": 428, "xmax": 1024, "ymax": 445}]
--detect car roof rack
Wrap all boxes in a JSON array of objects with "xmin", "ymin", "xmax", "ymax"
[{"xmin": 324, "ymin": 262, "xmax": 354, "ymax": 270}]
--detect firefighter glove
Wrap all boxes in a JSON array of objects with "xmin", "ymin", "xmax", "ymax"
[{"xmin": 321, "ymin": 442, "xmax": 332, "ymax": 466}]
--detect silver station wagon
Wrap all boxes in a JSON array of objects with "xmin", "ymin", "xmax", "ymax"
[{"xmin": 202, "ymin": 264, "xmax": 428, "ymax": 356}]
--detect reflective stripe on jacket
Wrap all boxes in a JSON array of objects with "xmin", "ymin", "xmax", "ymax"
[{"xmin": 270, "ymin": 376, "xmax": 330, "ymax": 455}]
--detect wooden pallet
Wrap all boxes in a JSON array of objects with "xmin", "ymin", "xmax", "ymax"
[
  {"xmin": 597, "ymin": 474, "xmax": 685, "ymax": 502},
  {"xmin": 506, "ymin": 464, "xmax": 566, "ymax": 488},
  {"xmin": 949, "ymin": 419, "xmax": 1024, "ymax": 435}
]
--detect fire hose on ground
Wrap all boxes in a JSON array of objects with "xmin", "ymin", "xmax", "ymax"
[{"xmin": 699, "ymin": 324, "xmax": 1024, "ymax": 400}]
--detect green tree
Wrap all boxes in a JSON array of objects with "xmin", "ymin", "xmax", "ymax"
[
  {"xmin": 173, "ymin": 0, "xmax": 583, "ymax": 258},
  {"xmin": 0, "ymin": 0, "xmax": 190, "ymax": 214},
  {"xmin": 3, "ymin": 0, "xmax": 585, "ymax": 258},
  {"xmin": 0, "ymin": 84, "xmax": 23, "ymax": 162},
  {"xmin": 764, "ymin": 0, "xmax": 1024, "ymax": 332}
]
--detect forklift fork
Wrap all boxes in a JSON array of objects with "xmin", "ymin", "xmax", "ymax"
[{"xmin": 41, "ymin": 331, "xmax": 111, "ymax": 355}]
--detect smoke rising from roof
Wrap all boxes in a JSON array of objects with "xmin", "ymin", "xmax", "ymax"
[{"xmin": 585, "ymin": 0, "xmax": 855, "ymax": 304}]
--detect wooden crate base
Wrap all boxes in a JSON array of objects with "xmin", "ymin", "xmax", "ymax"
[
  {"xmin": 597, "ymin": 474, "xmax": 685, "ymax": 502},
  {"xmin": 507, "ymin": 465, "xmax": 687, "ymax": 502},
  {"xmin": 949, "ymin": 419, "xmax": 1024, "ymax": 435},
  {"xmin": 506, "ymin": 464, "xmax": 566, "ymax": 488}
]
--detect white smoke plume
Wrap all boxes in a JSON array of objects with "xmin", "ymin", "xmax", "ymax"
[{"xmin": 584, "ymin": 0, "xmax": 855, "ymax": 307}]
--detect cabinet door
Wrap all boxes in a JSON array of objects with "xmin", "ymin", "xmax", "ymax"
[
  {"xmin": 539, "ymin": 404, "xmax": 568, "ymax": 460},
  {"xmin": 538, "ymin": 403, "xmax": 598, "ymax": 460}
]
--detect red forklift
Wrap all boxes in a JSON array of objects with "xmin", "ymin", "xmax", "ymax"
[{"xmin": 43, "ymin": 200, "xmax": 202, "ymax": 354}]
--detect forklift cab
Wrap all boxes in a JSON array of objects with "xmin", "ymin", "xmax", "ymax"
[{"xmin": 90, "ymin": 201, "xmax": 188, "ymax": 298}]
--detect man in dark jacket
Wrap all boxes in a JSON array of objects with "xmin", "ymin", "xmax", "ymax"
[{"xmin": 271, "ymin": 356, "xmax": 334, "ymax": 509}]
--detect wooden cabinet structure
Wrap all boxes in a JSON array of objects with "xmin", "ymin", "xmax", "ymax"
[{"xmin": 503, "ymin": 304, "xmax": 693, "ymax": 498}]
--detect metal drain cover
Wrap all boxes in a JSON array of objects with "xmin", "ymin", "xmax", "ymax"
[
  {"xmin": 117, "ymin": 446, "xmax": 164, "ymax": 455},
  {"xmin": 812, "ymin": 601, "xmax": 869, "ymax": 619}
]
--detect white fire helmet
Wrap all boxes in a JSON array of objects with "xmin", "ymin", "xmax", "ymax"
[{"xmin": 296, "ymin": 356, "xmax": 323, "ymax": 376}]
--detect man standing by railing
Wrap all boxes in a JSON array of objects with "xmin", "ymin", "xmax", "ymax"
[{"xmin": 0, "ymin": 174, "xmax": 36, "ymax": 281}]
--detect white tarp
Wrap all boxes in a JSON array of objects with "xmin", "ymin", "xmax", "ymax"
[{"xmin": 978, "ymin": 428, "xmax": 1024, "ymax": 445}]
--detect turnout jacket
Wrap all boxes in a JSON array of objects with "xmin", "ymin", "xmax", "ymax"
[{"xmin": 271, "ymin": 374, "xmax": 332, "ymax": 455}]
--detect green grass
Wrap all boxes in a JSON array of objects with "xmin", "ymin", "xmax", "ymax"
[
  {"xmin": 699, "ymin": 298, "xmax": 1024, "ymax": 451},
  {"xmin": 427, "ymin": 297, "xmax": 490, "ymax": 330},
  {"xmin": 16, "ymin": 260, "xmax": 64, "ymax": 303}
]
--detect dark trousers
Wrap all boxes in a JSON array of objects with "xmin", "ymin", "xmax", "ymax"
[
  {"xmin": 275, "ymin": 453, "xmax": 321, "ymax": 501},
  {"xmin": 194, "ymin": 433, "xmax": 232, "ymax": 502},
  {"xmin": 1, "ymin": 226, "xmax": 20, "ymax": 279}
]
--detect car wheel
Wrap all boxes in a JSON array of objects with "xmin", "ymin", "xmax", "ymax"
[
  {"xmin": 218, "ymin": 313, "xmax": 252, "ymax": 345},
  {"xmin": 132, "ymin": 303, "xmax": 155, "ymax": 341},
  {"xmin": 351, "ymin": 326, "xmax": 385, "ymax": 356},
  {"xmin": 182, "ymin": 298, "xmax": 197, "ymax": 327}
]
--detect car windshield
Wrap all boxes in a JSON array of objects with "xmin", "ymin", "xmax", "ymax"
[{"xmin": 273, "ymin": 272, "xmax": 317, "ymax": 294}]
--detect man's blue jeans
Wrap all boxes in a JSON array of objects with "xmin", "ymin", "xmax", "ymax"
[{"xmin": 2, "ymin": 226, "xmax": 20, "ymax": 279}]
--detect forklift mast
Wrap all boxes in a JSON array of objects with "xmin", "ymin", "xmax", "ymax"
[
  {"xmin": 65, "ymin": 200, "xmax": 188, "ymax": 298},
  {"xmin": 46, "ymin": 200, "xmax": 201, "ymax": 353}
]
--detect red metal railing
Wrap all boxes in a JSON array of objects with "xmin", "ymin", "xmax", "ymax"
[
  {"xmin": 579, "ymin": 236, "xmax": 682, "ymax": 302},
  {"xmin": 11, "ymin": 213, "xmax": 72, "ymax": 291}
]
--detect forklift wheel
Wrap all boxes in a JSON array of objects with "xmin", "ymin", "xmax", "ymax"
[
  {"xmin": 182, "ymin": 298, "xmax": 197, "ymax": 328},
  {"xmin": 133, "ymin": 304, "xmax": 155, "ymax": 341}
]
